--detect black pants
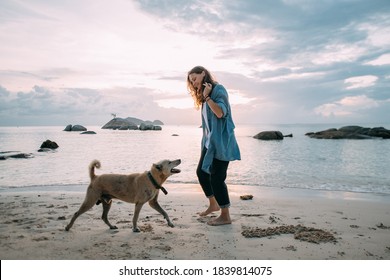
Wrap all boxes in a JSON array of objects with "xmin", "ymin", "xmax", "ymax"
[{"xmin": 196, "ymin": 148, "xmax": 230, "ymax": 208}]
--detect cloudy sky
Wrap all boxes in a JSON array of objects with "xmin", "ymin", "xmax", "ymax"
[{"xmin": 0, "ymin": 0, "xmax": 389, "ymax": 126}]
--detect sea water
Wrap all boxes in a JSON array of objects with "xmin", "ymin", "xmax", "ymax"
[{"xmin": 0, "ymin": 124, "xmax": 389, "ymax": 195}]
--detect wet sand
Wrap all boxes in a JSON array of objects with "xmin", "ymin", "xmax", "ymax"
[{"xmin": 0, "ymin": 184, "xmax": 389, "ymax": 260}]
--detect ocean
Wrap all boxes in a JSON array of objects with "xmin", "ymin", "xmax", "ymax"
[{"xmin": 0, "ymin": 124, "xmax": 389, "ymax": 196}]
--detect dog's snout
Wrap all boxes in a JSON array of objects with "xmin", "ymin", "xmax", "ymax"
[
  {"xmin": 170, "ymin": 159, "xmax": 182, "ymax": 174},
  {"xmin": 172, "ymin": 159, "xmax": 181, "ymax": 165}
]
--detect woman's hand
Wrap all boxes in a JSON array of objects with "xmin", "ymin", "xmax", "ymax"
[{"xmin": 203, "ymin": 82, "xmax": 212, "ymax": 98}]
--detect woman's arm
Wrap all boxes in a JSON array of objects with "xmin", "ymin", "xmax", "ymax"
[
  {"xmin": 205, "ymin": 97, "xmax": 224, "ymax": 118},
  {"xmin": 203, "ymin": 83, "xmax": 224, "ymax": 118}
]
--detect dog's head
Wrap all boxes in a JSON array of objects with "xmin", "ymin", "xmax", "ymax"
[{"xmin": 152, "ymin": 159, "xmax": 181, "ymax": 179}]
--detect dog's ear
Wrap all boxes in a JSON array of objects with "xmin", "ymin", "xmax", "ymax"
[{"xmin": 153, "ymin": 163, "xmax": 163, "ymax": 171}]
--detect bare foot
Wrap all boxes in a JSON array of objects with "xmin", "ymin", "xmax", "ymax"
[
  {"xmin": 207, "ymin": 215, "xmax": 232, "ymax": 226},
  {"xmin": 199, "ymin": 205, "xmax": 220, "ymax": 216}
]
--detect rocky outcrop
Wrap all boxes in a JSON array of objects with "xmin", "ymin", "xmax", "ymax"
[
  {"xmin": 38, "ymin": 140, "xmax": 59, "ymax": 152},
  {"xmin": 139, "ymin": 123, "xmax": 162, "ymax": 131},
  {"xmin": 0, "ymin": 152, "xmax": 33, "ymax": 160},
  {"xmin": 81, "ymin": 131, "xmax": 96, "ymax": 134},
  {"xmin": 64, "ymin": 124, "xmax": 87, "ymax": 132},
  {"xmin": 253, "ymin": 131, "xmax": 284, "ymax": 140},
  {"xmin": 151, "ymin": 119, "xmax": 164, "ymax": 125},
  {"xmin": 102, "ymin": 117, "xmax": 164, "ymax": 131},
  {"xmin": 1, "ymin": 140, "xmax": 59, "ymax": 160},
  {"xmin": 102, "ymin": 118, "xmax": 138, "ymax": 130},
  {"xmin": 40, "ymin": 140, "xmax": 59, "ymax": 150},
  {"xmin": 306, "ymin": 126, "xmax": 390, "ymax": 139},
  {"xmin": 124, "ymin": 117, "xmax": 164, "ymax": 126},
  {"xmin": 64, "ymin": 124, "xmax": 72, "ymax": 131}
]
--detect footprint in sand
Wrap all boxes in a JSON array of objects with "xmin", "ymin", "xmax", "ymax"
[
  {"xmin": 197, "ymin": 215, "xmax": 216, "ymax": 224},
  {"xmin": 32, "ymin": 236, "xmax": 49, "ymax": 242}
]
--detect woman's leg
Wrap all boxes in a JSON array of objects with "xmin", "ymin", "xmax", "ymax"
[
  {"xmin": 208, "ymin": 158, "xmax": 231, "ymax": 225},
  {"xmin": 196, "ymin": 148, "xmax": 220, "ymax": 216},
  {"xmin": 199, "ymin": 196, "xmax": 220, "ymax": 217},
  {"xmin": 210, "ymin": 158, "xmax": 230, "ymax": 207}
]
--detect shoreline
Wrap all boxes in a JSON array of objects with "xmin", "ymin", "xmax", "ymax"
[
  {"xmin": 0, "ymin": 184, "xmax": 389, "ymax": 260},
  {"xmin": 2, "ymin": 183, "xmax": 390, "ymax": 202}
]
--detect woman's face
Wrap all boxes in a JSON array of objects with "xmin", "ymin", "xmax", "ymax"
[{"xmin": 188, "ymin": 71, "xmax": 205, "ymax": 91}]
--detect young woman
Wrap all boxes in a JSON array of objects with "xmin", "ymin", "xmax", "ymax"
[{"xmin": 187, "ymin": 66, "xmax": 241, "ymax": 226}]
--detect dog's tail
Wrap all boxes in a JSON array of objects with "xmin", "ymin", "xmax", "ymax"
[{"xmin": 89, "ymin": 160, "xmax": 101, "ymax": 180}]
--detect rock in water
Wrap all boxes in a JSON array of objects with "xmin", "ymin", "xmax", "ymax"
[
  {"xmin": 40, "ymin": 140, "xmax": 59, "ymax": 150},
  {"xmin": 253, "ymin": 131, "xmax": 284, "ymax": 140}
]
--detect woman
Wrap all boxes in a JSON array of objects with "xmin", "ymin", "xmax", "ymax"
[{"xmin": 187, "ymin": 66, "xmax": 241, "ymax": 226}]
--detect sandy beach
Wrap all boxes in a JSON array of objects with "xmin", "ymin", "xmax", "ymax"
[{"xmin": 0, "ymin": 184, "xmax": 389, "ymax": 260}]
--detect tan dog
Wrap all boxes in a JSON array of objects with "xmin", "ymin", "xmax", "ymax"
[{"xmin": 65, "ymin": 159, "xmax": 181, "ymax": 232}]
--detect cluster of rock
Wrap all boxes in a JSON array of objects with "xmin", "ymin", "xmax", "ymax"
[
  {"xmin": 0, "ymin": 152, "xmax": 33, "ymax": 160},
  {"xmin": 253, "ymin": 126, "xmax": 390, "ymax": 140},
  {"xmin": 306, "ymin": 126, "xmax": 390, "ymax": 139},
  {"xmin": 253, "ymin": 131, "xmax": 293, "ymax": 140},
  {"xmin": 0, "ymin": 140, "xmax": 59, "ymax": 160},
  {"xmin": 102, "ymin": 117, "xmax": 163, "ymax": 131},
  {"xmin": 38, "ymin": 140, "xmax": 59, "ymax": 152},
  {"xmin": 63, "ymin": 124, "xmax": 96, "ymax": 134},
  {"xmin": 64, "ymin": 124, "xmax": 86, "ymax": 131}
]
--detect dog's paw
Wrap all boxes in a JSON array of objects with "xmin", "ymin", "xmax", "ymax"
[
  {"xmin": 168, "ymin": 222, "xmax": 175, "ymax": 228},
  {"xmin": 110, "ymin": 225, "xmax": 118, "ymax": 230}
]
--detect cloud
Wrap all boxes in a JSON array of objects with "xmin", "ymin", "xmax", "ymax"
[
  {"xmin": 314, "ymin": 95, "xmax": 380, "ymax": 117},
  {"xmin": 261, "ymin": 71, "xmax": 326, "ymax": 82},
  {"xmin": 0, "ymin": 84, "xmax": 199, "ymax": 126},
  {"xmin": 0, "ymin": 0, "xmax": 389, "ymax": 125},
  {"xmin": 365, "ymin": 53, "xmax": 390, "ymax": 66},
  {"xmin": 344, "ymin": 75, "xmax": 378, "ymax": 90}
]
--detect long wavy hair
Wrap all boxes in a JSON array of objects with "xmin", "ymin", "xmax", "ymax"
[{"xmin": 187, "ymin": 66, "xmax": 217, "ymax": 109}]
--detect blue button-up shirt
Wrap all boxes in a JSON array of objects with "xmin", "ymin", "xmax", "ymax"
[{"xmin": 201, "ymin": 84, "xmax": 241, "ymax": 173}]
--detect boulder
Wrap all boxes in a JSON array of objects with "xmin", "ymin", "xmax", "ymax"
[
  {"xmin": 0, "ymin": 153, "xmax": 33, "ymax": 160},
  {"xmin": 139, "ymin": 123, "xmax": 154, "ymax": 131},
  {"xmin": 367, "ymin": 127, "xmax": 390, "ymax": 139},
  {"xmin": 306, "ymin": 126, "xmax": 390, "ymax": 139},
  {"xmin": 71, "ymin": 125, "xmax": 87, "ymax": 131},
  {"xmin": 63, "ymin": 124, "xmax": 72, "ymax": 131},
  {"xmin": 152, "ymin": 120, "xmax": 164, "ymax": 125},
  {"xmin": 254, "ymin": 131, "xmax": 284, "ymax": 140},
  {"xmin": 141, "ymin": 119, "xmax": 165, "ymax": 126},
  {"xmin": 81, "ymin": 131, "xmax": 96, "ymax": 134},
  {"xmin": 63, "ymin": 124, "xmax": 87, "ymax": 131},
  {"xmin": 125, "ymin": 117, "xmax": 147, "ymax": 126},
  {"xmin": 40, "ymin": 140, "xmax": 59, "ymax": 150}
]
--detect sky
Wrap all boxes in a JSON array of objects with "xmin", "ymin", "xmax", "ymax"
[{"xmin": 0, "ymin": 0, "xmax": 389, "ymax": 126}]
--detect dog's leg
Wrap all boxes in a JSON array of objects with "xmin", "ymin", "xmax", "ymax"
[
  {"xmin": 149, "ymin": 197, "xmax": 174, "ymax": 228},
  {"xmin": 65, "ymin": 187, "xmax": 99, "ymax": 231},
  {"xmin": 132, "ymin": 202, "xmax": 145, "ymax": 232},
  {"xmin": 101, "ymin": 199, "xmax": 118, "ymax": 230}
]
